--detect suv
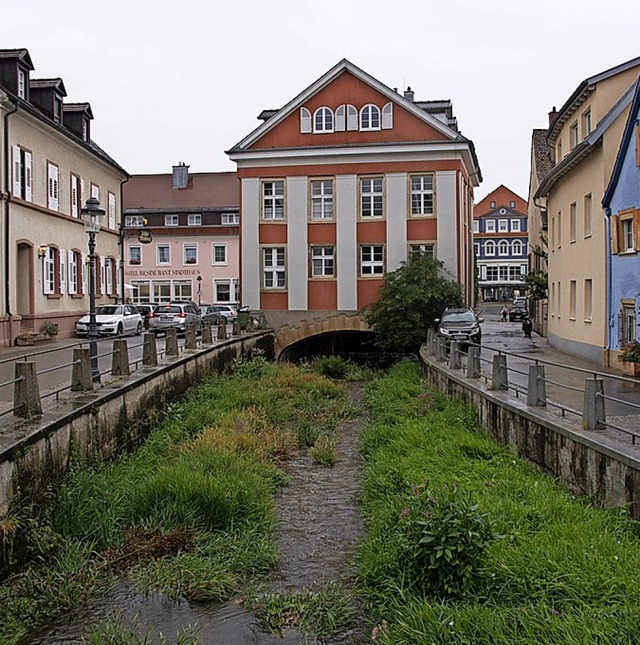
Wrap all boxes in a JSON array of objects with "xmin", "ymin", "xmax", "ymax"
[
  {"xmin": 205, "ymin": 304, "xmax": 238, "ymax": 322},
  {"xmin": 509, "ymin": 299, "xmax": 528, "ymax": 322},
  {"xmin": 435, "ymin": 307, "xmax": 483, "ymax": 348},
  {"xmin": 134, "ymin": 303, "xmax": 160, "ymax": 329},
  {"xmin": 148, "ymin": 302, "xmax": 202, "ymax": 336}
]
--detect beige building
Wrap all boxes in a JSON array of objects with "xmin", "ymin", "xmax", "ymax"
[
  {"xmin": 0, "ymin": 48, "xmax": 128, "ymax": 346},
  {"xmin": 533, "ymin": 57, "xmax": 640, "ymax": 364}
]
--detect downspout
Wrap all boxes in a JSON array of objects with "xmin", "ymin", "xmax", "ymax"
[
  {"xmin": 604, "ymin": 206, "xmax": 612, "ymax": 366},
  {"xmin": 118, "ymin": 174, "xmax": 130, "ymax": 303},
  {"xmin": 2, "ymin": 93, "xmax": 18, "ymax": 321}
]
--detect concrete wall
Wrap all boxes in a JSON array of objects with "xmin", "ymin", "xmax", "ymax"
[
  {"xmin": 0, "ymin": 332, "xmax": 274, "ymax": 521},
  {"xmin": 419, "ymin": 347, "xmax": 640, "ymax": 517}
]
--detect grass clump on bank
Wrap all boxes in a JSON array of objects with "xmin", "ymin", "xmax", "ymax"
[
  {"xmin": 0, "ymin": 360, "xmax": 351, "ymax": 644},
  {"xmin": 358, "ymin": 362, "xmax": 640, "ymax": 644}
]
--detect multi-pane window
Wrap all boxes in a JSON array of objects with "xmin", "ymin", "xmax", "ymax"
[
  {"xmin": 310, "ymin": 246, "xmax": 335, "ymax": 277},
  {"xmin": 104, "ymin": 257, "xmax": 115, "ymax": 295},
  {"xmin": 213, "ymin": 244, "xmax": 227, "ymax": 264},
  {"xmin": 570, "ymin": 122, "xmax": 579, "ymax": 149},
  {"xmin": 314, "ymin": 107, "xmax": 333, "ymax": 132},
  {"xmin": 262, "ymin": 181, "xmax": 285, "ymax": 220},
  {"xmin": 509, "ymin": 266, "xmax": 521, "ymax": 281},
  {"xmin": 70, "ymin": 174, "xmax": 80, "ymax": 218},
  {"xmin": 410, "ymin": 243, "xmax": 435, "ymax": 258},
  {"xmin": 622, "ymin": 302, "xmax": 636, "ymax": 345},
  {"xmin": 490, "ymin": 201, "xmax": 496, "ymax": 209},
  {"xmin": 473, "ymin": 220, "xmax": 479, "ymax": 233},
  {"xmin": 622, "ymin": 218, "xmax": 634, "ymax": 252},
  {"xmin": 584, "ymin": 279, "xmax": 593, "ymax": 322},
  {"xmin": 173, "ymin": 281, "xmax": 192, "ymax": 301},
  {"xmin": 68, "ymin": 250, "xmax": 82, "ymax": 295},
  {"xmin": 484, "ymin": 240, "xmax": 495, "ymax": 256},
  {"xmin": 310, "ymin": 179, "xmax": 334, "ymax": 220},
  {"xmin": 125, "ymin": 215, "xmax": 146, "ymax": 227},
  {"xmin": 512, "ymin": 240, "xmax": 523, "ymax": 255},
  {"xmin": 360, "ymin": 104, "xmax": 380, "ymax": 130},
  {"xmin": 18, "ymin": 69, "xmax": 26, "ymax": 98},
  {"xmin": 215, "ymin": 280, "xmax": 232, "ymax": 303},
  {"xmin": 188, "ymin": 213, "xmax": 202, "ymax": 226},
  {"xmin": 91, "ymin": 183, "xmax": 100, "ymax": 201},
  {"xmin": 164, "ymin": 214, "xmax": 179, "ymax": 226},
  {"xmin": 43, "ymin": 247, "xmax": 58, "ymax": 295},
  {"xmin": 569, "ymin": 202, "xmax": 577, "ymax": 242},
  {"xmin": 582, "ymin": 109, "xmax": 592, "ymax": 137},
  {"xmin": 485, "ymin": 220, "xmax": 496, "ymax": 232},
  {"xmin": 263, "ymin": 247, "xmax": 286, "ymax": 288},
  {"xmin": 222, "ymin": 212, "xmax": 239, "ymax": 225},
  {"xmin": 157, "ymin": 244, "xmax": 171, "ymax": 265},
  {"xmin": 498, "ymin": 219, "xmax": 508, "ymax": 232},
  {"xmin": 12, "ymin": 146, "xmax": 32, "ymax": 201},
  {"xmin": 498, "ymin": 240, "xmax": 509, "ymax": 256},
  {"xmin": 360, "ymin": 245, "xmax": 384, "ymax": 276},
  {"xmin": 361, "ymin": 177, "xmax": 383, "ymax": 218},
  {"xmin": 129, "ymin": 246, "xmax": 141, "ymax": 265},
  {"xmin": 499, "ymin": 266, "xmax": 509, "ymax": 281},
  {"xmin": 511, "ymin": 219, "xmax": 521, "ymax": 232},
  {"xmin": 474, "ymin": 242, "xmax": 480, "ymax": 256},
  {"xmin": 486, "ymin": 266, "xmax": 499, "ymax": 281},
  {"xmin": 410, "ymin": 175, "xmax": 434, "ymax": 216},
  {"xmin": 47, "ymin": 162, "xmax": 59, "ymax": 211},
  {"xmin": 584, "ymin": 194, "xmax": 592, "ymax": 236},
  {"xmin": 184, "ymin": 244, "xmax": 198, "ymax": 264}
]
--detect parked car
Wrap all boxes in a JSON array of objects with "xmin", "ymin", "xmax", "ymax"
[
  {"xmin": 148, "ymin": 302, "xmax": 202, "ymax": 336},
  {"xmin": 512, "ymin": 297, "xmax": 528, "ymax": 308},
  {"xmin": 134, "ymin": 303, "xmax": 160, "ymax": 329},
  {"xmin": 199, "ymin": 304, "xmax": 225, "ymax": 325},
  {"xmin": 204, "ymin": 304, "xmax": 238, "ymax": 322},
  {"xmin": 435, "ymin": 307, "xmax": 483, "ymax": 349},
  {"xmin": 75, "ymin": 304, "xmax": 143, "ymax": 337},
  {"xmin": 509, "ymin": 305, "xmax": 528, "ymax": 322}
]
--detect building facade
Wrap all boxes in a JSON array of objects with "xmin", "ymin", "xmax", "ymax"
[
  {"xmin": 534, "ymin": 57, "xmax": 640, "ymax": 364},
  {"xmin": 0, "ymin": 48, "xmax": 128, "ymax": 345},
  {"xmin": 122, "ymin": 166, "xmax": 239, "ymax": 307},
  {"xmin": 602, "ymin": 79, "xmax": 640, "ymax": 359},
  {"xmin": 473, "ymin": 185, "xmax": 528, "ymax": 302},
  {"xmin": 227, "ymin": 60, "xmax": 481, "ymax": 313}
]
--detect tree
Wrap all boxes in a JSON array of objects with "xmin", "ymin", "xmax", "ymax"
[
  {"xmin": 363, "ymin": 255, "xmax": 463, "ymax": 353},
  {"xmin": 525, "ymin": 233, "xmax": 548, "ymax": 302}
]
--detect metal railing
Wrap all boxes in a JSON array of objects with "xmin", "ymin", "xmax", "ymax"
[{"xmin": 425, "ymin": 329, "xmax": 640, "ymax": 446}]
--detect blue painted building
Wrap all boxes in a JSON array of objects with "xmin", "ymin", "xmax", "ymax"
[{"xmin": 603, "ymin": 78, "xmax": 640, "ymax": 357}]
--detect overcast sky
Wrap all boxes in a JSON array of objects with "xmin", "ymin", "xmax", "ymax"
[{"xmin": 7, "ymin": 0, "xmax": 640, "ymax": 202}]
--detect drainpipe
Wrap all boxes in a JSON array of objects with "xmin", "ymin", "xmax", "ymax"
[
  {"xmin": 604, "ymin": 206, "xmax": 612, "ymax": 366},
  {"xmin": 2, "ymin": 93, "xmax": 18, "ymax": 323},
  {"xmin": 118, "ymin": 174, "xmax": 130, "ymax": 303}
]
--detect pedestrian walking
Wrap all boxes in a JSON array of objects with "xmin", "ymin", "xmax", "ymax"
[
  {"xmin": 501, "ymin": 306, "xmax": 508, "ymax": 322},
  {"xmin": 522, "ymin": 316, "xmax": 533, "ymax": 339}
]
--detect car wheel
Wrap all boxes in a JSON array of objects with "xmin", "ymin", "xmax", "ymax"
[{"xmin": 135, "ymin": 322, "xmax": 142, "ymax": 335}]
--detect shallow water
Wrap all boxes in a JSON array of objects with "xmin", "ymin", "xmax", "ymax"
[{"xmin": 24, "ymin": 383, "xmax": 367, "ymax": 644}]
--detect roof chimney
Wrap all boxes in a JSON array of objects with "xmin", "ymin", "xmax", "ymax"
[
  {"xmin": 548, "ymin": 106, "xmax": 558, "ymax": 127},
  {"xmin": 172, "ymin": 162, "xmax": 189, "ymax": 190},
  {"xmin": 403, "ymin": 86, "xmax": 414, "ymax": 102}
]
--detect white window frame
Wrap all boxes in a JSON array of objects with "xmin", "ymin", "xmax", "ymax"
[
  {"xmin": 360, "ymin": 245, "xmax": 384, "ymax": 276},
  {"xmin": 484, "ymin": 240, "xmax": 496, "ymax": 256},
  {"xmin": 570, "ymin": 122, "xmax": 579, "ymax": 149},
  {"xmin": 262, "ymin": 247, "xmax": 286, "ymax": 289},
  {"xmin": 310, "ymin": 246, "xmax": 335, "ymax": 278},
  {"xmin": 222, "ymin": 212, "xmax": 239, "ymax": 225},
  {"xmin": 68, "ymin": 250, "xmax": 78, "ymax": 295},
  {"xmin": 582, "ymin": 109, "xmax": 592, "ymax": 137},
  {"xmin": 310, "ymin": 179, "xmax": 334, "ymax": 220},
  {"xmin": 512, "ymin": 240, "xmax": 523, "ymax": 256},
  {"xmin": 381, "ymin": 102, "xmax": 393, "ymax": 129},
  {"xmin": 47, "ymin": 162, "xmax": 59, "ymax": 211},
  {"xmin": 510, "ymin": 219, "xmax": 521, "ymax": 232},
  {"xmin": 300, "ymin": 107, "xmax": 311, "ymax": 134},
  {"xmin": 212, "ymin": 244, "xmax": 227, "ymax": 265},
  {"xmin": 473, "ymin": 220, "xmax": 479, "ymax": 234},
  {"xmin": 18, "ymin": 68, "xmax": 26, "ymax": 99},
  {"xmin": 12, "ymin": 146, "xmax": 32, "ymax": 201},
  {"xmin": 569, "ymin": 202, "xmax": 577, "ymax": 242},
  {"xmin": 164, "ymin": 214, "xmax": 179, "ymax": 227},
  {"xmin": 108, "ymin": 192, "xmax": 116, "ymax": 230},
  {"xmin": 498, "ymin": 219, "xmax": 508, "ymax": 232},
  {"xmin": 498, "ymin": 240, "xmax": 509, "ymax": 256},
  {"xmin": 584, "ymin": 193, "xmax": 593, "ymax": 237},
  {"xmin": 157, "ymin": 244, "xmax": 171, "ymax": 265},
  {"xmin": 125, "ymin": 215, "xmax": 146, "ymax": 227},
  {"xmin": 410, "ymin": 175, "xmax": 434, "ymax": 216},
  {"xmin": 584, "ymin": 279, "xmax": 593, "ymax": 322},
  {"xmin": 187, "ymin": 213, "xmax": 202, "ymax": 226},
  {"xmin": 262, "ymin": 180, "xmax": 285, "ymax": 221},
  {"xmin": 485, "ymin": 219, "xmax": 496, "ymax": 233},
  {"xmin": 184, "ymin": 244, "xmax": 198, "ymax": 265},
  {"xmin": 70, "ymin": 174, "xmax": 80, "ymax": 218},
  {"xmin": 347, "ymin": 104, "xmax": 358, "ymax": 131},
  {"xmin": 360, "ymin": 104, "xmax": 381, "ymax": 131},
  {"xmin": 128, "ymin": 245, "xmax": 141, "ymax": 265},
  {"xmin": 215, "ymin": 279, "xmax": 233, "ymax": 303},
  {"xmin": 569, "ymin": 280, "xmax": 577, "ymax": 320},
  {"xmin": 313, "ymin": 106, "xmax": 334, "ymax": 133},
  {"xmin": 360, "ymin": 177, "xmax": 383, "ymax": 218},
  {"xmin": 91, "ymin": 183, "xmax": 100, "ymax": 201},
  {"xmin": 43, "ymin": 247, "xmax": 56, "ymax": 295},
  {"xmin": 409, "ymin": 243, "xmax": 436, "ymax": 258},
  {"xmin": 335, "ymin": 105, "xmax": 346, "ymax": 132},
  {"xmin": 622, "ymin": 218, "xmax": 634, "ymax": 252}
]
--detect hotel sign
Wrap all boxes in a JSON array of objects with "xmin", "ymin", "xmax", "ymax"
[{"xmin": 137, "ymin": 228, "xmax": 153, "ymax": 244}]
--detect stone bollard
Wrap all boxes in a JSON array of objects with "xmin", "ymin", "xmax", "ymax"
[
  {"xmin": 491, "ymin": 354, "xmax": 508, "ymax": 390},
  {"xmin": 449, "ymin": 341, "xmax": 461, "ymax": 369},
  {"xmin": 185, "ymin": 324, "xmax": 197, "ymax": 350},
  {"xmin": 142, "ymin": 333, "xmax": 158, "ymax": 366},
  {"xmin": 232, "ymin": 319, "xmax": 240, "ymax": 337},
  {"xmin": 71, "ymin": 347, "xmax": 93, "ymax": 392},
  {"xmin": 217, "ymin": 320, "xmax": 227, "ymax": 340},
  {"xmin": 111, "ymin": 339, "xmax": 131, "ymax": 377},
  {"xmin": 202, "ymin": 321, "xmax": 213, "ymax": 344},
  {"xmin": 527, "ymin": 364, "xmax": 547, "ymax": 407},
  {"xmin": 165, "ymin": 328, "xmax": 179, "ymax": 356},
  {"xmin": 466, "ymin": 346, "xmax": 481, "ymax": 379},
  {"xmin": 14, "ymin": 361, "xmax": 42, "ymax": 418},
  {"xmin": 583, "ymin": 377, "xmax": 606, "ymax": 430}
]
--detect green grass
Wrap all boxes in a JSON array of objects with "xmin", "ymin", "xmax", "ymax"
[
  {"xmin": 357, "ymin": 362, "xmax": 640, "ymax": 644},
  {"xmin": 0, "ymin": 360, "xmax": 352, "ymax": 644}
]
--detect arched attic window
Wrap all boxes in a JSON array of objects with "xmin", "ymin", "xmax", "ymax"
[
  {"xmin": 382, "ymin": 102, "xmax": 393, "ymax": 129},
  {"xmin": 360, "ymin": 104, "xmax": 381, "ymax": 130},
  {"xmin": 300, "ymin": 107, "xmax": 311, "ymax": 133},
  {"xmin": 314, "ymin": 107, "xmax": 334, "ymax": 132}
]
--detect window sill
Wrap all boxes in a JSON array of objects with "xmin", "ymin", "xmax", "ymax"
[
  {"xmin": 620, "ymin": 250, "xmax": 637, "ymax": 256},
  {"xmin": 71, "ymin": 294, "xmax": 83, "ymax": 299},
  {"xmin": 569, "ymin": 239, "xmax": 576, "ymax": 244},
  {"xmin": 569, "ymin": 316, "xmax": 576, "ymax": 321},
  {"xmin": 584, "ymin": 318, "xmax": 592, "ymax": 323},
  {"xmin": 46, "ymin": 294, "xmax": 62, "ymax": 299},
  {"xmin": 584, "ymin": 234, "xmax": 592, "ymax": 239}
]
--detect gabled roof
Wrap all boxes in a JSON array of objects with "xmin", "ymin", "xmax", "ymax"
[
  {"xmin": 29, "ymin": 77, "xmax": 67, "ymax": 96},
  {"xmin": 536, "ymin": 79, "xmax": 638, "ymax": 199},
  {"xmin": 603, "ymin": 78, "xmax": 640, "ymax": 209},
  {"xmin": 548, "ymin": 56, "xmax": 640, "ymax": 143},
  {"xmin": 0, "ymin": 48, "xmax": 34, "ymax": 69},
  {"xmin": 474, "ymin": 184, "xmax": 527, "ymax": 216},
  {"xmin": 228, "ymin": 59, "xmax": 464, "ymax": 153},
  {"xmin": 63, "ymin": 102, "xmax": 94, "ymax": 119}
]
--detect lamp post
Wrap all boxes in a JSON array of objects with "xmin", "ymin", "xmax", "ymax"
[
  {"xmin": 196, "ymin": 275, "xmax": 202, "ymax": 306},
  {"xmin": 81, "ymin": 197, "xmax": 105, "ymax": 383}
]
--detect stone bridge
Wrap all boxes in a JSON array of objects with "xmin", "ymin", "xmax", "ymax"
[{"xmin": 262, "ymin": 311, "xmax": 371, "ymax": 360}]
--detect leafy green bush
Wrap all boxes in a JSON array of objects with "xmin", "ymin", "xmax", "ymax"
[{"xmin": 309, "ymin": 355, "xmax": 349, "ymax": 379}]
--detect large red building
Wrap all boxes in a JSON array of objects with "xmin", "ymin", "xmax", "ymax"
[{"xmin": 227, "ymin": 60, "xmax": 481, "ymax": 313}]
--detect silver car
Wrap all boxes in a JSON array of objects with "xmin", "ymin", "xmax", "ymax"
[
  {"xmin": 148, "ymin": 302, "xmax": 202, "ymax": 336},
  {"xmin": 75, "ymin": 304, "xmax": 143, "ymax": 337}
]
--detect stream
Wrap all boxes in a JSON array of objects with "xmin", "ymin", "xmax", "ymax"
[{"xmin": 24, "ymin": 383, "xmax": 367, "ymax": 644}]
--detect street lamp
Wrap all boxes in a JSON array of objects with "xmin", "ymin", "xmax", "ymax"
[
  {"xmin": 81, "ymin": 197, "xmax": 105, "ymax": 383},
  {"xmin": 196, "ymin": 275, "xmax": 202, "ymax": 306}
]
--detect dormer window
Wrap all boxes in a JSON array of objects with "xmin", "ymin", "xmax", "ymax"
[
  {"xmin": 53, "ymin": 96, "xmax": 62, "ymax": 124},
  {"xmin": 314, "ymin": 107, "xmax": 333, "ymax": 132},
  {"xmin": 82, "ymin": 119, "xmax": 88, "ymax": 141},
  {"xmin": 18, "ymin": 69, "xmax": 26, "ymax": 99},
  {"xmin": 360, "ymin": 104, "xmax": 380, "ymax": 130}
]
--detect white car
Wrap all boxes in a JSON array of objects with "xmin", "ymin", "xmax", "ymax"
[{"xmin": 75, "ymin": 304, "xmax": 143, "ymax": 337}]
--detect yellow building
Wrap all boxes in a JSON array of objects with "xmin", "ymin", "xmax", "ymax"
[{"xmin": 534, "ymin": 57, "xmax": 640, "ymax": 364}]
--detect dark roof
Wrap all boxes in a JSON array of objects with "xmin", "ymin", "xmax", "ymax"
[
  {"xmin": 257, "ymin": 109, "xmax": 279, "ymax": 121},
  {"xmin": 603, "ymin": 77, "xmax": 640, "ymax": 209},
  {"xmin": 63, "ymin": 102, "xmax": 94, "ymax": 118},
  {"xmin": 0, "ymin": 48, "xmax": 34, "ymax": 69},
  {"xmin": 531, "ymin": 129, "xmax": 553, "ymax": 181},
  {"xmin": 29, "ymin": 78, "xmax": 67, "ymax": 95},
  {"xmin": 123, "ymin": 172, "xmax": 239, "ymax": 210}
]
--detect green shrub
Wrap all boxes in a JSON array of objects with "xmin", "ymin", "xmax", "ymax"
[{"xmin": 310, "ymin": 356, "xmax": 348, "ymax": 379}]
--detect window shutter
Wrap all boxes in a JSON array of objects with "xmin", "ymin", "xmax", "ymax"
[
  {"xmin": 71, "ymin": 176, "xmax": 79, "ymax": 218},
  {"xmin": 43, "ymin": 250, "xmax": 54, "ymax": 295},
  {"xmin": 24, "ymin": 152, "xmax": 32, "ymax": 201},
  {"xmin": 300, "ymin": 107, "xmax": 311, "ymax": 133},
  {"xmin": 635, "ymin": 209, "xmax": 640, "ymax": 252},
  {"xmin": 48, "ymin": 164, "xmax": 59, "ymax": 211},
  {"xmin": 81, "ymin": 256, "xmax": 87, "ymax": 295},
  {"xmin": 80, "ymin": 179, "xmax": 85, "ymax": 207},
  {"xmin": 382, "ymin": 102, "xmax": 393, "ymax": 129},
  {"xmin": 12, "ymin": 146, "xmax": 21, "ymax": 196},
  {"xmin": 116, "ymin": 260, "xmax": 122, "ymax": 297},
  {"xmin": 59, "ymin": 249, "xmax": 66, "ymax": 294},
  {"xmin": 68, "ymin": 250, "xmax": 77, "ymax": 294},
  {"xmin": 100, "ymin": 257, "xmax": 106, "ymax": 295},
  {"xmin": 611, "ymin": 215, "xmax": 619, "ymax": 254},
  {"xmin": 347, "ymin": 105, "xmax": 358, "ymax": 131},
  {"xmin": 335, "ymin": 105, "xmax": 346, "ymax": 132},
  {"xmin": 108, "ymin": 192, "xmax": 116, "ymax": 229}
]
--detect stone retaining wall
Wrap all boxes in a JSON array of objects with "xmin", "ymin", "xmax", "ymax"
[{"xmin": 419, "ymin": 347, "xmax": 640, "ymax": 518}]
